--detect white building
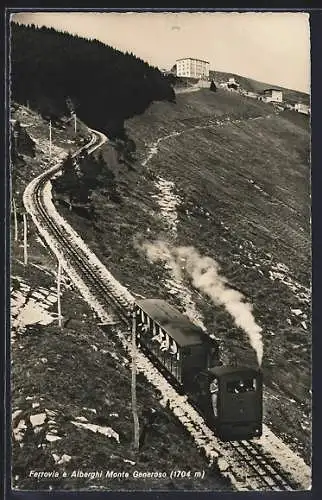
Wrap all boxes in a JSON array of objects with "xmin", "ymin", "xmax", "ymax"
[
  {"xmin": 262, "ymin": 88, "xmax": 283, "ymax": 103},
  {"xmin": 227, "ymin": 77, "xmax": 240, "ymax": 91},
  {"xmin": 294, "ymin": 103, "xmax": 310, "ymax": 115},
  {"xmin": 228, "ymin": 77, "xmax": 238, "ymax": 86},
  {"xmin": 176, "ymin": 58, "xmax": 210, "ymax": 79}
]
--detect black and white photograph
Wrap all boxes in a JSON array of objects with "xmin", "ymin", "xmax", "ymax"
[{"xmin": 8, "ymin": 10, "xmax": 311, "ymax": 492}]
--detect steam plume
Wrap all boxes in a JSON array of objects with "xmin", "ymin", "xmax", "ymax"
[{"xmin": 138, "ymin": 239, "xmax": 263, "ymax": 366}]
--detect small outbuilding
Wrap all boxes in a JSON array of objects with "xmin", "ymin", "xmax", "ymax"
[
  {"xmin": 294, "ymin": 102, "xmax": 310, "ymax": 115},
  {"xmin": 261, "ymin": 88, "xmax": 283, "ymax": 103}
]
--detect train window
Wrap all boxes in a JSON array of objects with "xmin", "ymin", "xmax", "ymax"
[
  {"xmin": 227, "ymin": 378, "xmax": 257, "ymax": 394},
  {"xmin": 152, "ymin": 326, "xmax": 162, "ymax": 343},
  {"xmin": 160, "ymin": 332, "xmax": 170, "ymax": 351},
  {"xmin": 170, "ymin": 340, "xmax": 178, "ymax": 355},
  {"xmin": 141, "ymin": 324, "xmax": 149, "ymax": 334}
]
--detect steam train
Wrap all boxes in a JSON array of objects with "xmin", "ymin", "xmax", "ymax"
[{"xmin": 134, "ymin": 299, "xmax": 263, "ymax": 441}]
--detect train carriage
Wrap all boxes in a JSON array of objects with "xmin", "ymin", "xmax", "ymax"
[
  {"xmin": 135, "ymin": 299, "xmax": 220, "ymax": 385},
  {"xmin": 134, "ymin": 298, "xmax": 263, "ymax": 441}
]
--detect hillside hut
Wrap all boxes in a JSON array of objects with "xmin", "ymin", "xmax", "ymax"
[
  {"xmin": 294, "ymin": 102, "xmax": 310, "ymax": 115},
  {"xmin": 261, "ymin": 88, "xmax": 283, "ymax": 103}
]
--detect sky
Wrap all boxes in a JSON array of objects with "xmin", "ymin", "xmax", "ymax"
[{"xmin": 12, "ymin": 11, "xmax": 310, "ymax": 93}]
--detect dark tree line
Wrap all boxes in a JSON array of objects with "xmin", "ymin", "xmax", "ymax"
[
  {"xmin": 10, "ymin": 23, "xmax": 176, "ymax": 138},
  {"xmin": 10, "ymin": 120, "xmax": 36, "ymax": 187},
  {"xmin": 11, "ymin": 120, "xmax": 36, "ymax": 158}
]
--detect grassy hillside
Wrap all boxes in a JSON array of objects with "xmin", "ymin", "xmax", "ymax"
[
  {"xmin": 126, "ymin": 89, "xmax": 310, "ymax": 278},
  {"xmin": 53, "ymin": 88, "xmax": 311, "ymax": 463},
  {"xmin": 210, "ymin": 70, "xmax": 310, "ymax": 105}
]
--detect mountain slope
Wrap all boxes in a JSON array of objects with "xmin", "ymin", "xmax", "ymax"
[
  {"xmin": 210, "ymin": 70, "xmax": 310, "ymax": 104},
  {"xmin": 10, "ymin": 22, "xmax": 175, "ymax": 138},
  {"xmin": 53, "ymin": 87, "xmax": 311, "ymax": 463},
  {"xmin": 10, "ymin": 103, "xmax": 231, "ymax": 491}
]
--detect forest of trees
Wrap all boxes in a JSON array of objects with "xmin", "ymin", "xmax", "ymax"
[
  {"xmin": 52, "ymin": 150, "xmax": 120, "ymax": 216},
  {"xmin": 10, "ymin": 22, "xmax": 176, "ymax": 138},
  {"xmin": 10, "ymin": 120, "xmax": 36, "ymax": 185}
]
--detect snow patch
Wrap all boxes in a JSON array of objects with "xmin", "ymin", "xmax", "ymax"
[
  {"xmin": 75, "ymin": 416, "xmax": 88, "ymax": 422},
  {"xmin": 11, "ymin": 279, "xmax": 57, "ymax": 339},
  {"xmin": 13, "ymin": 420, "xmax": 27, "ymax": 442},
  {"xmin": 71, "ymin": 421, "xmax": 120, "ymax": 443},
  {"xmin": 82, "ymin": 407, "xmax": 97, "ymax": 414},
  {"xmin": 152, "ymin": 176, "xmax": 181, "ymax": 236},
  {"xmin": 45, "ymin": 409, "xmax": 57, "ymax": 417},
  {"xmin": 13, "ymin": 295, "xmax": 56, "ymax": 330},
  {"xmin": 52, "ymin": 453, "xmax": 72, "ymax": 465},
  {"xmin": 268, "ymin": 263, "xmax": 310, "ymax": 304},
  {"xmin": 46, "ymin": 434, "xmax": 62, "ymax": 442},
  {"xmin": 12, "ymin": 409, "xmax": 23, "ymax": 421},
  {"xmin": 123, "ymin": 458, "xmax": 136, "ymax": 465},
  {"xmin": 30, "ymin": 413, "xmax": 47, "ymax": 427}
]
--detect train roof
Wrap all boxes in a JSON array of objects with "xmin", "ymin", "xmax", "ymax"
[
  {"xmin": 136, "ymin": 298, "xmax": 213, "ymax": 347},
  {"xmin": 208, "ymin": 366, "xmax": 261, "ymax": 379}
]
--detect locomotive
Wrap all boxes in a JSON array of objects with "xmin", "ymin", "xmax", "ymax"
[{"xmin": 134, "ymin": 298, "xmax": 263, "ymax": 441}]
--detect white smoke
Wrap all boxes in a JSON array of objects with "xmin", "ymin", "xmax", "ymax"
[{"xmin": 138, "ymin": 239, "xmax": 263, "ymax": 366}]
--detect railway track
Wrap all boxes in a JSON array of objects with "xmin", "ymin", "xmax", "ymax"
[
  {"xmin": 22, "ymin": 128, "xmax": 308, "ymax": 491},
  {"xmin": 220, "ymin": 440, "xmax": 295, "ymax": 491},
  {"xmin": 30, "ymin": 133, "xmax": 133, "ymax": 323}
]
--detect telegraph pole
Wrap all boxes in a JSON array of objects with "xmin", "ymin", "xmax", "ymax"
[
  {"xmin": 12, "ymin": 196, "xmax": 18, "ymax": 242},
  {"xmin": 73, "ymin": 113, "xmax": 77, "ymax": 135},
  {"xmin": 57, "ymin": 260, "xmax": 62, "ymax": 328},
  {"xmin": 23, "ymin": 212, "xmax": 28, "ymax": 266},
  {"xmin": 49, "ymin": 120, "xmax": 52, "ymax": 158},
  {"xmin": 131, "ymin": 307, "xmax": 140, "ymax": 451}
]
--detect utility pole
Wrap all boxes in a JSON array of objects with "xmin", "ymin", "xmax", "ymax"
[
  {"xmin": 131, "ymin": 307, "xmax": 140, "ymax": 451},
  {"xmin": 49, "ymin": 119, "xmax": 52, "ymax": 158},
  {"xmin": 57, "ymin": 260, "xmax": 62, "ymax": 328},
  {"xmin": 23, "ymin": 212, "xmax": 28, "ymax": 266},
  {"xmin": 12, "ymin": 196, "xmax": 18, "ymax": 242},
  {"xmin": 73, "ymin": 113, "xmax": 77, "ymax": 135},
  {"xmin": 13, "ymin": 126, "xmax": 18, "ymax": 151}
]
